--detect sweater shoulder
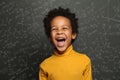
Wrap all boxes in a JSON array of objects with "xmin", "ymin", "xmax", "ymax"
[
  {"xmin": 40, "ymin": 55, "xmax": 54, "ymax": 66},
  {"xmin": 73, "ymin": 50, "xmax": 91, "ymax": 63}
]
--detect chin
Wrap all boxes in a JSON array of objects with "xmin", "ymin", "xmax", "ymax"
[{"xmin": 56, "ymin": 46, "xmax": 67, "ymax": 53}]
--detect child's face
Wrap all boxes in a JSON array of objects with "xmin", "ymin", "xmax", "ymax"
[{"xmin": 50, "ymin": 16, "xmax": 76, "ymax": 53}]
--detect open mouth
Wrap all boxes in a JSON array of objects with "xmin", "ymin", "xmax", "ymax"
[
  {"xmin": 56, "ymin": 37, "xmax": 66, "ymax": 47},
  {"xmin": 56, "ymin": 38, "xmax": 65, "ymax": 42}
]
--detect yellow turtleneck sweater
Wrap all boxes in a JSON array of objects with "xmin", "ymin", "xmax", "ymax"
[{"xmin": 39, "ymin": 45, "xmax": 92, "ymax": 80}]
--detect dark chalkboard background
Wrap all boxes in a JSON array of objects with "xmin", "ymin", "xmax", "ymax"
[{"xmin": 0, "ymin": 0, "xmax": 120, "ymax": 80}]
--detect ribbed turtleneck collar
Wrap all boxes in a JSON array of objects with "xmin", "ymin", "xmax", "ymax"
[{"xmin": 53, "ymin": 45, "xmax": 73, "ymax": 56}]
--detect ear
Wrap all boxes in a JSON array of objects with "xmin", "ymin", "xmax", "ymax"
[
  {"xmin": 49, "ymin": 37, "xmax": 52, "ymax": 41},
  {"xmin": 72, "ymin": 33, "xmax": 77, "ymax": 40},
  {"xmin": 49, "ymin": 37, "xmax": 53, "ymax": 43}
]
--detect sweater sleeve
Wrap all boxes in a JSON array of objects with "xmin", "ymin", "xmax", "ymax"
[
  {"xmin": 39, "ymin": 63, "xmax": 47, "ymax": 80},
  {"xmin": 83, "ymin": 55, "xmax": 92, "ymax": 80}
]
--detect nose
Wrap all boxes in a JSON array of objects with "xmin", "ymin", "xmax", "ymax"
[{"xmin": 57, "ymin": 28, "xmax": 63, "ymax": 35}]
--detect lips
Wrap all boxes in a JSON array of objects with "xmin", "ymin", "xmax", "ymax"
[{"xmin": 56, "ymin": 37, "xmax": 66, "ymax": 47}]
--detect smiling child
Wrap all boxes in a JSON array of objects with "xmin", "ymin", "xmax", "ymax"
[{"xmin": 39, "ymin": 7, "xmax": 92, "ymax": 80}]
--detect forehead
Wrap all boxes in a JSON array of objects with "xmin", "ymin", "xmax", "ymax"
[{"xmin": 51, "ymin": 16, "xmax": 71, "ymax": 26}]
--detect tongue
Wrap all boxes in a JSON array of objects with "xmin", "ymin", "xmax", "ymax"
[{"xmin": 57, "ymin": 41, "xmax": 65, "ymax": 47}]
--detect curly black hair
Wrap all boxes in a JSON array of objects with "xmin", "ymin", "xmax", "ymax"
[{"xmin": 43, "ymin": 7, "xmax": 79, "ymax": 38}]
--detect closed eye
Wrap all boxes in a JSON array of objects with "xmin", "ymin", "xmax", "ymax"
[
  {"xmin": 63, "ymin": 27, "xmax": 68, "ymax": 29},
  {"xmin": 63, "ymin": 26, "xmax": 69, "ymax": 30},
  {"xmin": 51, "ymin": 27, "xmax": 57, "ymax": 31}
]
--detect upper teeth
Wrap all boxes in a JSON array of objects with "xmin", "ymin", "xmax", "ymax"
[{"xmin": 57, "ymin": 38, "xmax": 65, "ymax": 41}]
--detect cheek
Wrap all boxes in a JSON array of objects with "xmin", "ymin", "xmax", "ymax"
[
  {"xmin": 51, "ymin": 32, "xmax": 56, "ymax": 39},
  {"xmin": 67, "ymin": 31, "xmax": 73, "ymax": 37}
]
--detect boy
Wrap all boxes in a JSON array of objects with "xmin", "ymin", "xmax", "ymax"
[{"xmin": 39, "ymin": 7, "xmax": 92, "ymax": 80}]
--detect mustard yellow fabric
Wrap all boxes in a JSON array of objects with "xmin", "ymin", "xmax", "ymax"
[{"xmin": 39, "ymin": 45, "xmax": 92, "ymax": 80}]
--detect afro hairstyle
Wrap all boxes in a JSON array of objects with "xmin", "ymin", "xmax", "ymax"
[{"xmin": 43, "ymin": 7, "xmax": 79, "ymax": 38}]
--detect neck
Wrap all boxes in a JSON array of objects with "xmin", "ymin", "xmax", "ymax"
[{"xmin": 54, "ymin": 45, "xmax": 73, "ymax": 56}]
